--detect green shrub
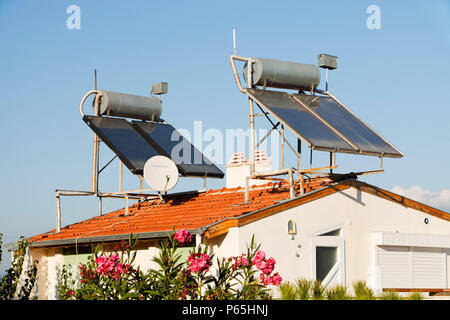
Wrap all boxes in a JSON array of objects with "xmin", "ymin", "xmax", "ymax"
[
  {"xmin": 0, "ymin": 234, "xmax": 38, "ymax": 300},
  {"xmin": 406, "ymin": 291, "xmax": 424, "ymax": 300},
  {"xmin": 278, "ymin": 282, "xmax": 297, "ymax": 300},
  {"xmin": 352, "ymin": 281, "xmax": 375, "ymax": 300},
  {"xmin": 295, "ymin": 278, "xmax": 312, "ymax": 300},
  {"xmin": 326, "ymin": 284, "xmax": 350, "ymax": 300},
  {"xmin": 380, "ymin": 290, "xmax": 401, "ymax": 300},
  {"xmin": 311, "ymin": 280, "xmax": 326, "ymax": 300}
]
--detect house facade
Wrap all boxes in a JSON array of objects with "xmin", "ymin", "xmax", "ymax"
[{"xmin": 18, "ymin": 175, "xmax": 450, "ymax": 300}]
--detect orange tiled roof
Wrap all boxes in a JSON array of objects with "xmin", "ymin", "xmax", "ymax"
[{"xmin": 30, "ymin": 179, "xmax": 332, "ymax": 244}]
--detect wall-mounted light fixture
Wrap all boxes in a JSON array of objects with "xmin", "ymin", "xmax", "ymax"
[{"xmin": 288, "ymin": 220, "xmax": 297, "ymax": 236}]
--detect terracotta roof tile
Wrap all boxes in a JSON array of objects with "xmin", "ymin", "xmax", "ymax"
[{"xmin": 29, "ymin": 179, "xmax": 333, "ymax": 244}]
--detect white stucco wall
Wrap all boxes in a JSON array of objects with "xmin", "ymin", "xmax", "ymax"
[
  {"xmin": 237, "ymin": 187, "xmax": 450, "ymax": 293},
  {"xmin": 28, "ymin": 185, "xmax": 450, "ymax": 299}
]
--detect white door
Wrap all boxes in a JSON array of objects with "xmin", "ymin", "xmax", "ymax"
[
  {"xmin": 311, "ymin": 234, "xmax": 345, "ymax": 287},
  {"xmin": 377, "ymin": 246, "xmax": 446, "ymax": 289}
]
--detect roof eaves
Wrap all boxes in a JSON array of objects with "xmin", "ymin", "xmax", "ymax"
[
  {"xmin": 27, "ymin": 228, "xmax": 204, "ymax": 249},
  {"xmin": 204, "ymin": 180, "xmax": 351, "ymax": 238}
]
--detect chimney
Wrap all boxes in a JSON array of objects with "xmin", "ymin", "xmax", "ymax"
[{"xmin": 226, "ymin": 150, "xmax": 271, "ymax": 188}]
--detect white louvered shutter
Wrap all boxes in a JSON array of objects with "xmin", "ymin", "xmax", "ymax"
[
  {"xmin": 377, "ymin": 246, "xmax": 411, "ymax": 288},
  {"xmin": 411, "ymin": 247, "xmax": 445, "ymax": 289}
]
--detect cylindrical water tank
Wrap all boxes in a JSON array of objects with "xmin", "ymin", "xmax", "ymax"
[
  {"xmin": 243, "ymin": 58, "xmax": 321, "ymax": 91},
  {"xmin": 98, "ymin": 90, "xmax": 162, "ymax": 120}
]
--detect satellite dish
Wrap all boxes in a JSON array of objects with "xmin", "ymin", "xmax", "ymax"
[{"xmin": 143, "ymin": 155, "xmax": 179, "ymax": 192}]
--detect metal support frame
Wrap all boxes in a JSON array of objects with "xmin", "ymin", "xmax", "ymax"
[
  {"xmin": 231, "ymin": 54, "xmax": 299, "ymax": 203},
  {"xmin": 54, "ymin": 188, "xmax": 158, "ymax": 233},
  {"xmin": 231, "ymin": 53, "xmax": 390, "ymax": 206},
  {"xmin": 55, "ymin": 81, "xmax": 159, "ymax": 233}
]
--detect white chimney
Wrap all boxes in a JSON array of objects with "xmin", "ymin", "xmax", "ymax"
[{"xmin": 226, "ymin": 150, "xmax": 271, "ymax": 188}]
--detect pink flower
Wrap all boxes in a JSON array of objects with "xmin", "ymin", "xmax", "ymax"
[
  {"xmin": 95, "ymin": 256, "xmax": 107, "ymax": 266},
  {"xmin": 94, "ymin": 253, "xmax": 133, "ymax": 278},
  {"xmin": 187, "ymin": 253, "xmax": 212, "ymax": 273},
  {"xmin": 259, "ymin": 273, "xmax": 272, "ymax": 285},
  {"xmin": 252, "ymin": 251, "xmax": 276, "ymax": 275},
  {"xmin": 174, "ymin": 229, "xmax": 192, "ymax": 244},
  {"xmin": 260, "ymin": 257, "xmax": 275, "ymax": 275},
  {"xmin": 259, "ymin": 272, "xmax": 282, "ymax": 286},
  {"xmin": 272, "ymin": 273, "xmax": 282, "ymax": 286},
  {"xmin": 110, "ymin": 253, "xmax": 119, "ymax": 263},
  {"xmin": 232, "ymin": 254, "xmax": 249, "ymax": 270},
  {"xmin": 65, "ymin": 290, "xmax": 75, "ymax": 298},
  {"xmin": 253, "ymin": 250, "xmax": 265, "ymax": 262}
]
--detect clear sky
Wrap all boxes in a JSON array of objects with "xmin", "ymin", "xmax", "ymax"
[{"xmin": 1, "ymin": 0, "xmax": 449, "ymax": 274}]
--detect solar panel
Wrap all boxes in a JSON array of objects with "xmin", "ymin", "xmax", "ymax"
[
  {"xmin": 247, "ymin": 89, "xmax": 357, "ymax": 153},
  {"xmin": 132, "ymin": 121, "xmax": 224, "ymax": 178},
  {"xmin": 248, "ymin": 88, "xmax": 403, "ymax": 158},
  {"xmin": 83, "ymin": 116, "xmax": 159, "ymax": 174},
  {"xmin": 293, "ymin": 94, "xmax": 402, "ymax": 157},
  {"xmin": 83, "ymin": 116, "xmax": 225, "ymax": 178}
]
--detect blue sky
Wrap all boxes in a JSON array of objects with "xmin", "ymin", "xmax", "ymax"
[{"xmin": 1, "ymin": 0, "xmax": 449, "ymax": 274}]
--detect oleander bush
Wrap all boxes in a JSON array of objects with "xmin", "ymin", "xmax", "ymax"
[
  {"xmin": 58, "ymin": 230, "xmax": 282, "ymax": 300},
  {"xmin": 0, "ymin": 233, "xmax": 38, "ymax": 300}
]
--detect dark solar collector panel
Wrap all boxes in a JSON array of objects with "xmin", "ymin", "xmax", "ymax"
[
  {"xmin": 247, "ymin": 89, "xmax": 357, "ymax": 153},
  {"xmin": 83, "ymin": 115, "xmax": 158, "ymax": 175},
  {"xmin": 82, "ymin": 116, "xmax": 224, "ymax": 178},
  {"xmin": 292, "ymin": 94, "xmax": 403, "ymax": 158},
  {"xmin": 132, "ymin": 121, "xmax": 224, "ymax": 178},
  {"xmin": 248, "ymin": 88, "xmax": 403, "ymax": 158}
]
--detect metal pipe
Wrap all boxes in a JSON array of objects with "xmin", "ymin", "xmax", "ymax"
[
  {"xmin": 139, "ymin": 175, "xmax": 144, "ymax": 191},
  {"xmin": 281, "ymin": 125, "xmax": 285, "ymax": 169},
  {"xmin": 92, "ymin": 136, "xmax": 99, "ymax": 193},
  {"xmin": 233, "ymin": 29, "xmax": 236, "ymax": 55},
  {"xmin": 79, "ymin": 90, "xmax": 100, "ymax": 117},
  {"xmin": 100, "ymin": 188, "xmax": 155, "ymax": 196},
  {"xmin": 229, "ymin": 55, "xmax": 252, "ymax": 93},
  {"xmin": 256, "ymin": 122, "xmax": 279, "ymax": 148},
  {"xmin": 124, "ymin": 194, "xmax": 129, "ymax": 216},
  {"xmin": 98, "ymin": 197, "xmax": 102, "ymax": 216},
  {"xmin": 244, "ymin": 176, "xmax": 249, "ymax": 203},
  {"xmin": 98, "ymin": 155, "xmax": 117, "ymax": 174},
  {"xmin": 298, "ymin": 139, "xmax": 304, "ymax": 195},
  {"xmin": 100, "ymin": 194, "xmax": 144, "ymax": 200},
  {"xmin": 288, "ymin": 168, "xmax": 295, "ymax": 199},
  {"xmin": 92, "ymin": 93, "xmax": 101, "ymax": 194},
  {"xmin": 119, "ymin": 161, "xmax": 123, "ymax": 192},
  {"xmin": 55, "ymin": 189, "xmax": 95, "ymax": 196},
  {"xmin": 246, "ymin": 58, "xmax": 256, "ymax": 204},
  {"xmin": 249, "ymin": 98, "xmax": 255, "ymax": 173},
  {"xmin": 251, "ymin": 167, "xmax": 293, "ymax": 177},
  {"xmin": 56, "ymin": 191, "xmax": 61, "ymax": 233}
]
